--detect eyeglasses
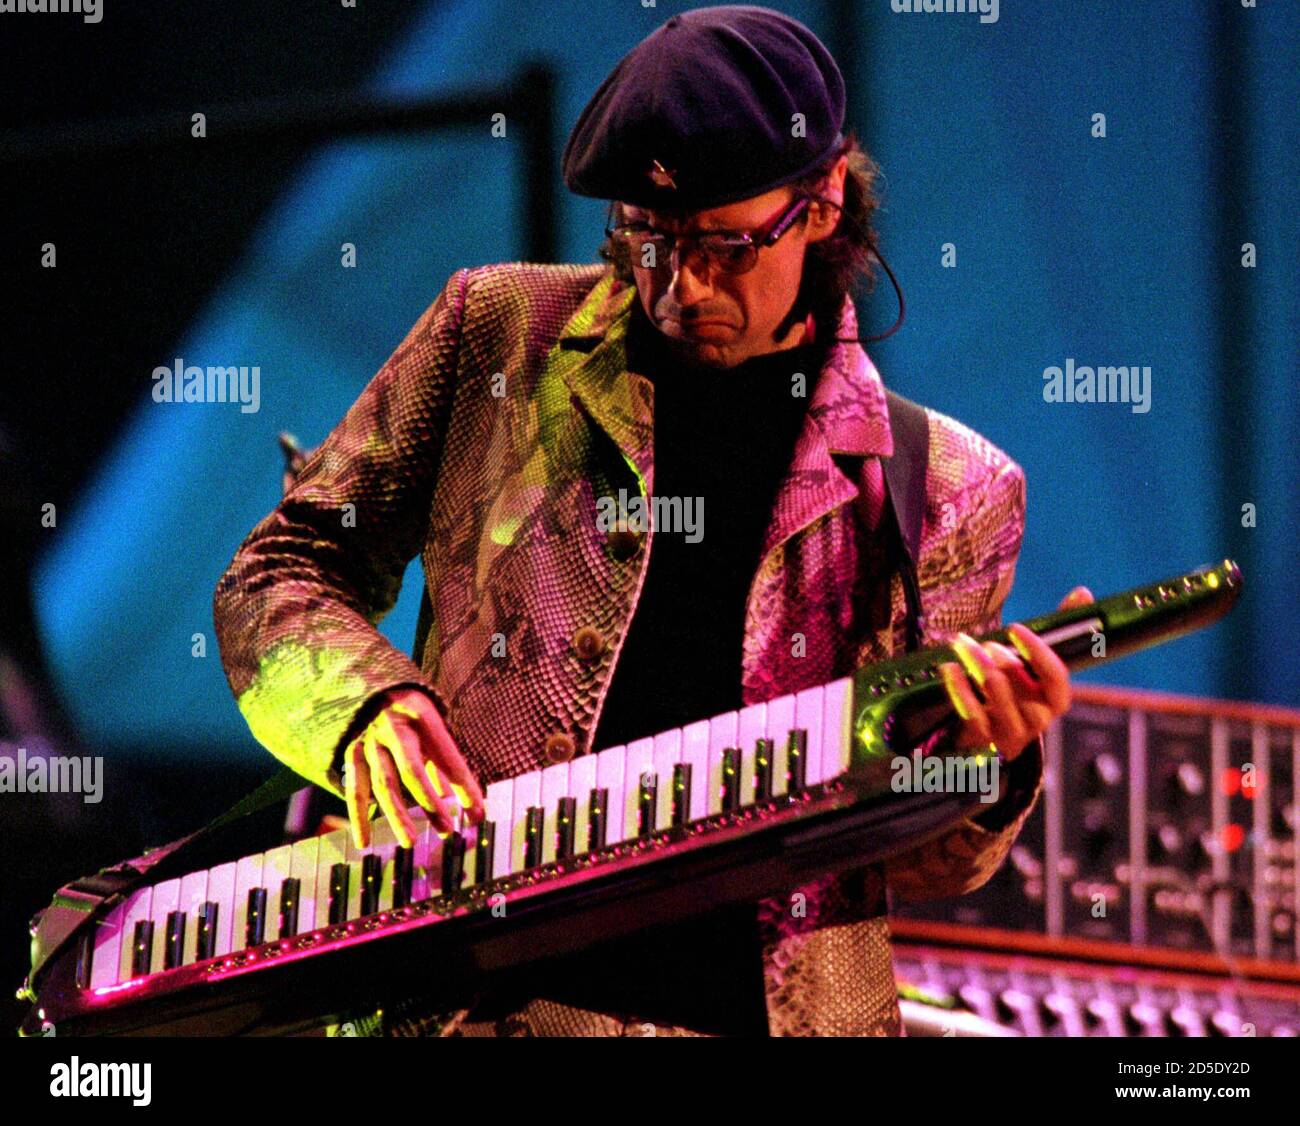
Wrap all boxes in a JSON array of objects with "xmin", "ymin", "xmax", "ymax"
[{"xmin": 605, "ymin": 194, "xmax": 815, "ymax": 277}]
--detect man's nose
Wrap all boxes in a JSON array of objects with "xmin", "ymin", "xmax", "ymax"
[{"xmin": 667, "ymin": 244, "xmax": 712, "ymax": 306}]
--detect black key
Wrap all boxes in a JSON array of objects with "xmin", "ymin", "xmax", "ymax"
[
  {"xmin": 754, "ymin": 738, "xmax": 774, "ymax": 801},
  {"xmin": 475, "ymin": 821, "xmax": 495, "ymax": 882},
  {"xmin": 131, "ymin": 920, "xmax": 154, "ymax": 976},
  {"xmin": 671, "ymin": 763, "xmax": 693, "ymax": 827},
  {"xmin": 787, "ymin": 728, "xmax": 808, "ymax": 791},
  {"xmin": 441, "ymin": 832, "xmax": 466, "ymax": 895},
  {"xmin": 637, "ymin": 772, "xmax": 657, "ymax": 837},
  {"xmin": 393, "ymin": 846, "xmax": 414, "ymax": 908},
  {"xmin": 525, "ymin": 806, "xmax": 545, "ymax": 868},
  {"xmin": 555, "ymin": 797, "xmax": 577, "ymax": 860},
  {"xmin": 328, "ymin": 865, "xmax": 350, "ymax": 925},
  {"xmin": 164, "ymin": 911, "xmax": 186, "ymax": 969},
  {"xmin": 360, "ymin": 855, "xmax": 383, "ymax": 915},
  {"xmin": 588, "ymin": 787, "xmax": 608, "ymax": 851},
  {"xmin": 245, "ymin": 888, "xmax": 267, "ymax": 947},
  {"xmin": 278, "ymin": 877, "xmax": 301, "ymax": 938},
  {"xmin": 196, "ymin": 902, "xmax": 219, "ymax": 960},
  {"xmin": 721, "ymin": 747, "xmax": 741, "ymax": 812}
]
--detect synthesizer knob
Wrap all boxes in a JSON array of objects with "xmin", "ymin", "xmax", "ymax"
[
  {"xmin": 1176, "ymin": 762, "xmax": 1205, "ymax": 797},
  {"xmin": 1087, "ymin": 753, "xmax": 1123, "ymax": 792}
]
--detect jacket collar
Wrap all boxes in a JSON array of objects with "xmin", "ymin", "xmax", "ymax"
[{"xmin": 551, "ymin": 269, "xmax": 895, "ymax": 510}]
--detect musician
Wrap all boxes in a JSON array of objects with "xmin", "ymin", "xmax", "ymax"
[{"xmin": 214, "ymin": 5, "xmax": 1089, "ymax": 1036}]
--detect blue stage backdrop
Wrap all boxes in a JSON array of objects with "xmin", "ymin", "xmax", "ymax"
[{"xmin": 33, "ymin": 0, "xmax": 1298, "ymax": 763}]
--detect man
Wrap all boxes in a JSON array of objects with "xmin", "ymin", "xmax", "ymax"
[{"xmin": 215, "ymin": 5, "xmax": 1087, "ymax": 1036}]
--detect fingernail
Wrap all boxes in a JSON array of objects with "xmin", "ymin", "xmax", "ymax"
[
  {"xmin": 425, "ymin": 761, "xmax": 446, "ymax": 797},
  {"xmin": 939, "ymin": 664, "xmax": 972, "ymax": 721},
  {"xmin": 952, "ymin": 634, "xmax": 987, "ymax": 687},
  {"xmin": 450, "ymin": 783, "xmax": 472, "ymax": 811},
  {"xmin": 1008, "ymin": 628, "xmax": 1034, "ymax": 662},
  {"xmin": 436, "ymin": 829, "xmax": 450, "ymax": 841}
]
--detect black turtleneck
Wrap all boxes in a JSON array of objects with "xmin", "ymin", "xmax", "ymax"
[
  {"xmin": 520, "ymin": 311, "xmax": 828, "ymax": 1036},
  {"xmin": 593, "ymin": 310, "xmax": 828, "ymax": 751}
]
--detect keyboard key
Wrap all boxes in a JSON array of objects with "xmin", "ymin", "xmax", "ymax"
[{"xmin": 794, "ymin": 685, "xmax": 826, "ymax": 786}]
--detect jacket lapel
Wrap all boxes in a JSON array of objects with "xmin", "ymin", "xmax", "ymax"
[
  {"xmin": 757, "ymin": 295, "xmax": 895, "ymax": 560},
  {"xmin": 549, "ymin": 271, "xmax": 654, "ymax": 493}
]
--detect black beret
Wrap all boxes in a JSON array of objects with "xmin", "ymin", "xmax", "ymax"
[{"xmin": 562, "ymin": 5, "xmax": 846, "ymax": 211}]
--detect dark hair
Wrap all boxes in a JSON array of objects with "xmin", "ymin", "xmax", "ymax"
[{"xmin": 597, "ymin": 131, "xmax": 883, "ymax": 339}]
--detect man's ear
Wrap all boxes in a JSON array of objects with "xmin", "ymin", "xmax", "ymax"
[{"xmin": 805, "ymin": 155, "xmax": 849, "ymax": 243}]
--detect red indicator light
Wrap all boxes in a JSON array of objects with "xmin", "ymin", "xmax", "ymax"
[
  {"xmin": 1219, "ymin": 767, "xmax": 1241, "ymax": 798},
  {"xmin": 1221, "ymin": 824, "xmax": 1246, "ymax": 853}
]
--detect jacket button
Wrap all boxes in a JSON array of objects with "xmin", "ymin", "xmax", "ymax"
[
  {"xmin": 605, "ymin": 527, "xmax": 643, "ymax": 561},
  {"xmin": 543, "ymin": 732, "xmax": 576, "ymax": 764},
  {"xmin": 572, "ymin": 625, "xmax": 606, "ymax": 662}
]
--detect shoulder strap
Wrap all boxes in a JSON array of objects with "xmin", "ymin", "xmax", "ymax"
[{"xmin": 881, "ymin": 390, "xmax": 930, "ymax": 652}]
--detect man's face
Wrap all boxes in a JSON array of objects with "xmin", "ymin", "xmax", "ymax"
[{"xmin": 619, "ymin": 186, "xmax": 818, "ymax": 370}]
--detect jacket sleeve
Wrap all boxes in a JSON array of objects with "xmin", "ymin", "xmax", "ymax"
[
  {"xmin": 212, "ymin": 268, "xmax": 472, "ymax": 798},
  {"xmin": 883, "ymin": 453, "xmax": 1045, "ymax": 904}
]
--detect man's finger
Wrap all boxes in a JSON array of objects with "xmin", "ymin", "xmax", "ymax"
[
  {"xmin": 363, "ymin": 725, "xmax": 418, "ymax": 848},
  {"xmin": 1056, "ymin": 585, "xmax": 1095, "ymax": 611},
  {"xmin": 940, "ymin": 662, "xmax": 991, "ymax": 747},
  {"xmin": 343, "ymin": 739, "xmax": 373, "ymax": 850},
  {"xmin": 389, "ymin": 697, "xmax": 486, "ymax": 823},
  {"xmin": 374, "ymin": 710, "xmax": 456, "ymax": 832},
  {"xmin": 1007, "ymin": 623, "xmax": 1072, "ymax": 716}
]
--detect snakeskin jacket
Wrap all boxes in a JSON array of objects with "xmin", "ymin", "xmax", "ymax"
[{"xmin": 213, "ymin": 261, "xmax": 1044, "ymax": 1037}]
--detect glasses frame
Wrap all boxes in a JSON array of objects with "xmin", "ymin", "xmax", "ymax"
[{"xmin": 604, "ymin": 193, "xmax": 815, "ymax": 276}]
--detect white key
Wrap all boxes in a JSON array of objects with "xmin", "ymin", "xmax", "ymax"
[
  {"xmin": 596, "ymin": 745, "xmax": 627, "ymax": 845},
  {"xmin": 680, "ymin": 720, "xmax": 710, "ymax": 822},
  {"xmin": 289, "ymin": 837, "xmax": 319, "ymax": 933},
  {"xmin": 90, "ymin": 902, "xmax": 125, "ymax": 989},
  {"xmin": 484, "ymin": 779, "xmax": 514, "ymax": 882},
  {"xmin": 766, "ymin": 693, "xmax": 796, "ymax": 797},
  {"xmin": 707, "ymin": 711, "xmax": 739, "ymax": 814},
  {"xmin": 737, "ymin": 702, "xmax": 767, "ymax": 806},
  {"xmin": 652, "ymin": 728, "xmax": 682, "ymax": 829},
  {"xmin": 147, "ymin": 878, "xmax": 180, "ymax": 972},
  {"xmin": 511, "ymin": 770, "xmax": 542, "ymax": 872},
  {"xmin": 822, "ymin": 677, "xmax": 854, "ymax": 778},
  {"xmin": 569, "ymin": 755, "xmax": 598, "ymax": 854},
  {"xmin": 205, "ymin": 862, "xmax": 237, "ymax": 957},
  {"xmin": 262, "ymin": 845, "xmax": 294, "ymax": 939},
  {"xmin": 177, "ymin": 870, "xmax": 209, "ymax": 965},
  {"xmin": 794, "ymin": 685, "xmax": 826, "ymax": 787},
  {"xmin": 314, "ymin": 829, "xmax": 349, "ymax": 929},
  {"xmin": 624, "ymin": 737, "xmax": 655, "ymax": 838},
  {"xmin": 540, "ymin": 762, "xmax": 570, "ymax": 864},
  {"xmin": 117, "ymin": 886, "xmax": 153, "ymax": 981},
  {"xmin": 232, "ymin": 854, "xmax": 264, "ymax": 949}
]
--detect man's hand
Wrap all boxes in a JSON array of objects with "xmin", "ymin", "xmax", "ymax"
[
  {"xmin": 938, "ymin": 586, "xmax": 1094, "ymax": 761},
  {"xmin": 342, "ymin": 687, "xmax": 486, "ymax": 850}
]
